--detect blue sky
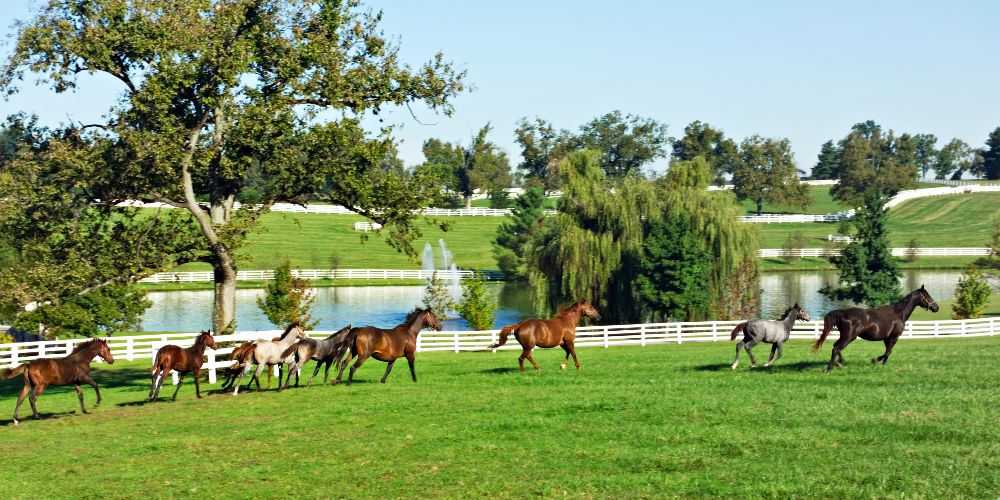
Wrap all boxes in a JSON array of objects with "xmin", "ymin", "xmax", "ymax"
[{"xmin": 2, "ymin": 1, "xmax": 998, "ymax": 176}]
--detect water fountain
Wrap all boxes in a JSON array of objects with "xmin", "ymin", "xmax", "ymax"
[{"xmin": 421, "ymin": 242, "xmax": 435, "ymax": 278}]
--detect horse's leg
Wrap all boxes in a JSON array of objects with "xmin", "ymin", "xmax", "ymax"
[
  {"xmin": 171, "ymin": 374, "xmax": 183, "ymax": 401},
  {"xmin": 29, "ymin": 384, "xmax": 45, "ymax": 419},
  {"xmin": 74, "ymin": 385, "xmax": 88, "ymax": 414},
  {"xmin": 321, "ymin": 359, "xmax": 332, "ymax": 384},
  {"xmin": 560, "ymin": 343, "xmax": 571, "ymax": 370},
  {"xmin": 347, "ymin": 353, "xmax": 369, "ymax": 385},
  {"xmin": 12, "ymin": 381, "xmax": 30, "ymax": 424},
  {"xmin": 380, "ymin": 360, "xmax": 396, "ymax": 383},
  {"xmin": 827, "ymin": 333, "xmax": 854, "ymax": 372},
  {"xmin": 193, "ymin": 368, "xmax": 202, "ymax": 399},
  {"xmin": 745, "ymin": 339, "xmax": 759, "ymax": 368},
  {"xmin": 567, "ymin": 340, "xmax": 580, "ymax": 369},
  {"xmin": 334, "ymin": 355, "xmax": 352, "ymax": 385},
  {"xmin": 525, "ymin": 350, "xmax": 541, "ymax": 371},
  {"xmin": 80, "ymin": 374, "xmax": 101, "ymax": 406},
  {"xmin": 255, "ymin": 364, "xmax": 268, "ymax": 391},
  {"xmin": 877, "ymin": 336, "xmax": 900, "ymax": 365},
  {"xmin": 518, "ymin": 346, "xmax": 538, "ymax": 373},
  {"xmin": 764, "ymin": 344, "xmax": 779, "ymax": 368},
  {"xmin": 732, "ymin": 341, "xmax": 744, "ymax": 370},
  {"xmin": 406, "ymin": 352, "xmax": 417, "ymax": 382},
  {"xmin": 148, "ymin": 369, "xmax": 159, "ymax": 400}
]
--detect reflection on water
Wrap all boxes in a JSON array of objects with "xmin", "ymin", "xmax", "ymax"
[{"xmin": 141, "ymin": 270, "xmax": 968, "ymax": 332}]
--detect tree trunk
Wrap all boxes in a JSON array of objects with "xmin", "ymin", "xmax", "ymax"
[
  {"xmin": 464, "ymin": 196, "xmax": 472, "ymax": 209},
  {"xmin": 756, "ymin": 199, "xmax": 764, "ymax": 216},
  {"xmin": 211, "ymin": 244, "xmax": 237, "ymax": 334}
]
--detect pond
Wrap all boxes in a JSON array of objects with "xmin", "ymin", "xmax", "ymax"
[{"xmin": 140, "ymin": 270, "xmax": 969, "ymax": 332}]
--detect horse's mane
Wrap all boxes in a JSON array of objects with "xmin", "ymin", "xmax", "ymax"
[
  {"xmin": 555, "ymin": 301, "xmax": 585, "ymax": 317},
  {"xmin": 72, "ymin": 338, "xmax": 103, "ymax": 354},
  {"xmin": 400, "ymin": 308, "xmax": 427, "ymax": 326},
  {"xmin": 324, "ymin": 325, "xmax": 351, "ymax": 340},
  {"xmin": 779, "ymin": 307, "xmax": 792, "ymax": 320},
  {"xmin": 277, "ymin": 321, "xmax": 302, "ymax": 340}
]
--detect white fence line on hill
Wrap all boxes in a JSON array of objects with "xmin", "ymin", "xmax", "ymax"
[
  {"xmin": 1, "ymin": 317, "xmax": 997, "ymax": 384},
  {"xmin": 757, "ymin": 247, "xmax": 991, "ymax": 258},
  {"xmin": 138, "ymin": 268, "xmax": 496, "ymax": 284}
]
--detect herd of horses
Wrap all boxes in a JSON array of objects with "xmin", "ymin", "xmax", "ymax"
[{"xmin": 0, "ymin": 287, "xmax": 940, "ymax": 426}]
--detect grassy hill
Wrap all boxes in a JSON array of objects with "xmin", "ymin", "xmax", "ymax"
[
  {"xmin": 1, "ymin": 337, "xmax": 998, "ymax": 497},
  {"xmin": 170, "ymin": 192, "xmax": 999, "ymax": 273}
]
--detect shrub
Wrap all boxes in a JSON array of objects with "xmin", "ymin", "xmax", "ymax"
[
  {"xmin": 951, "ymin": 266, "xmax": 992, "ymax": 319},
  {"xmin": 422, "ymin": 272, "xmax": 456, "ymax": 319},
  {"xmin": 781, "ymin": 231, "xmax": 807, "ymax": 263},
  {"xmin": 256, "ymin": 260, "xmax": 317, "ymax": 329},
  {"xmin": 457, "ymin": 273, "xmax": 496, "ymax": 330}
]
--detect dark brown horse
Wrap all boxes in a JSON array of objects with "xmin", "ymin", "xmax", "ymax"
[
  {"xmin": 1, "ymin": 338, "xmax": 114, "ymax": 425},
  {"xmin": 334, "ymin": 308, "xmax": 442, "ymax": 385},
  {"xmin": 489, "ymin": 300, "xmax": 601, "ymax": 372},
  {"xmin": 813, "ymin": 286, "xmax": 939, "ymax": 371},
  {"xmin": 149, "ymin": 331, "xmax": 217, "ymax": 401}
]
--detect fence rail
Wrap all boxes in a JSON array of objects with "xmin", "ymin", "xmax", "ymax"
[
  {"xmin": 757, "ymin": 247, "xmax": 991, "ymax": 258},
  {"xmin": 139, "ymin": 268, "xmax": 498, "ymax": 284},
  {"xmin": 2, "ymin": 317, "xmax": 997, "ymax": 384}
]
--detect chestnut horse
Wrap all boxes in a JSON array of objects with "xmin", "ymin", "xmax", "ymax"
[
  {"xmin": 1, "ymin": 338, "xmax": 114, "ymax": 425},
  {"xmin": 148, "ymin": 331, "xmax": 217, "ymax": 401},
  {"xmin": 333, "ymin": 308, "xmax": 442, "ymax": 385},
  {"xmin": 813, "ymin": 286, "xmax": 939, "ymax": 371},
  {"xmin": 489, "ymin": 300, "xmax": 601, "ymax": 372}
]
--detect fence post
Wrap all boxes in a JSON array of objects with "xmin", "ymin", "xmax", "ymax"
[
  {"xmin": 813, "ymin": 321, "xmax": 819, "ymax": 339},
  {"xmin": 491, "ymin": 330, "xmax": 497, "ymax": 353},
  {"xmin": 416, "ymin": 333, "xmax": 422, "ymax": 353},
  {"xmin": 38, "ymin": 341, "xmax": 46, "ymax": 359},
  {"xmin": 711, "ymin": 322, "xmax": 718, "ymax": 342},
  {"xmin": 640, "ymin": 325, "xmax": 646, "ymax": 347},
  {"xmin": 933, "ymin": 321, "xmax": 939, "ymax": 337},
  {"xmin": 207, "ymin": 349, "xmax": 217, "ymax": 384},
  {"xmin": 676, "ymin": 323, "xmax": 682, "ymax": 344},
  {"xmin": 453, "ymin": 331, "xmax": 460, "ymax": 353},
  {"xmin": 10, "ymin": 344, "xmax": 18, "ymax": 366},
  {"xmin": 126, "ymin": 337, "xmax": 135, "ymax": 361},
  {"xmin": 603, "ymin": 327, "xmax": 609, "ymax": 348}
]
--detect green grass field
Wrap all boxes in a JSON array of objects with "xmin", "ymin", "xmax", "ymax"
[
  {"xmin": 169, "ymin": 192, "xmax": 999, "ymax": 273},
  {"xmin": 1, "ymin": 337, "xmax": 999, "ymax": 498}
]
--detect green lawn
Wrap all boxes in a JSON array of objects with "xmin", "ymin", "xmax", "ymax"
[
  {"xmin": 169, "ymin": 192, "xmax": 999, "ymax": 273},
  {"xmin": 1, "ymin": 337, "xmax": 999, "ymax": 497},
  {"xmin": 737, "ymin": 185, "xmax": 848, "ymax": 215}
]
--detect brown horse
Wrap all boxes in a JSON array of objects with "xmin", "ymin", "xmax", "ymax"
[
  {"xmin": 489, "ymin": 300, "xmax": 601, "ymax": 372},
  {"xmin": 148, "ymin": 331, "xmax": 217, "ymax": 401},
  {"xmin": 813, "ymin": 286, "xmax": 939, "ymax": 371},
  {"xmin": 220, "ymin": 341, "xmax": 260, "ymax": 392},
  {"xmin": 333, "ymin": 308, "xmax": 442, "ymax": 385},
  {"xmin": 1, "ymin": 338, "xmax": 114, "ymax": 425}
]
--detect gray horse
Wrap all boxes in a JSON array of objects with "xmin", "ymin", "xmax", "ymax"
[
  {"xmin": 280, "ymin": 324, "xmax": 352, "ymax": 389},
  {"xmin": 730, "ymin": 303, "xmax": 810, "ymax": 370}
]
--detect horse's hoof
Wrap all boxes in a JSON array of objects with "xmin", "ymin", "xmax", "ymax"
[
  {"xmin": 12, "ymin": 419, "xmax": 18, "ymax": 426},
  {"xmin": 731, "ymin": 363, "xmax": 738, "ymax": 370},
  {"xmin": 763, "ymin": 363, "xmax": 772, "ymax": 368},
  {"xmin": 560, "ymin": 363, "xmax": 567, "ymax": 370}
]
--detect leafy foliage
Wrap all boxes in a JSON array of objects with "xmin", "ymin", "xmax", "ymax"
[
  {"xmin": 731, "ymin": 136, "xmax": 810, "ymax": 215},
  {"xmin": 634, "ymin": 215, "xmax": 712, "ymax": 321},
  {"xmin": 670, "ymin": 121, "xmax": 739, "ymax": 183},
  {"xmin": 13, "ymin": 285, "xmax": 150, "ymax": 339},
  {"xmin": 457, "ymin": 273, "xmax": 496, "ymax": 330},
  {"xmin": 514, "ymin": 118, "xmax": 574, "ymax": 192},
  {"xmin": 493, "ymin": 187, "xmax": 547, "ymax": 280},
  {"xmin": 983, "ymin": 127, "xmax": 1000, "ymax": 180},
  {"xmin": 256, "ymin": 261, "xmax": 317, "ymax": 330},
  {"xmin": 416, "ymin": 124, "xmax": 512, "ymax": 208},
  {"xmin": 780, "ymin": 232, "xmax": 808, "ymax": 263},
  {"xmin": 810, "ymin": 140, "xmax": 841, "ymax": 179},
  {"xmin": 951, "ymin": 266, "xmax": 992, "ymax": 319},
  {"xmin": 575, "ymin": 111, "xmax": 669, "ymax": 178},
  {"xmin": 934, "ymin": 139, "xmax": 976, "ymax": 180},
  {"xmin": 830, "ymin": 121, "xmax": 919, "ymax": 204},
  {"xmin": 423, "ymin": 273, "xmax": 456, "ymax": 319},
  {"xmin": 822, "ymin": 191, "xmax": 901, "ymax": 306}
]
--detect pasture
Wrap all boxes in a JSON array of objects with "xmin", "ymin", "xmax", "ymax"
[
  {"xmin": 1, "ymin": 337, "xmax": 998, "ymax": 498},
  {"xmin": 167, "ymin": 192, "xmax": 1000, "ymax": 274}
]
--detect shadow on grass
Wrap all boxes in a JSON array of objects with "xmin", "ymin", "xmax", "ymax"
[
  {"xmin": 692, "ymin": 361, "xmax": 829, "ymax": 372},
  {"xmin": 477, "ymin": 367, "xmax": 521, "ymax": 375},
  {"xmin": 0, "ymin": 409, "xmax": 85, "ymax": 427}
]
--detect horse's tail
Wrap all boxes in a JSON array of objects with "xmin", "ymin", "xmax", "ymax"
[
  {"xmin": 812, "ymin": 312, "xmax": 838, "ymax": 352},
  {"xmin": 281, "ymin": 343, "xmax": 299, "ymax": 360},
  {"xmin": 730, "ymin": 322, "xmax": 747, "ymax": 341},
  {"xmin": 0, "ymin": 365, "xmax": 26, "ymax": 380},
  {"xmin": 331, "ymin": 328, "xmax": 359, "ymax": 360},
  {"xmin": 489, "ymin": 323, "xmax": 519, "ymax": 349}
]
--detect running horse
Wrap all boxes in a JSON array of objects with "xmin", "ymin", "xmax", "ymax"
[
  {"xmin": 813, "ymin": 286, "xmax": 939, "ymax": 371},
  {"xmin": 333, "ymin": 308, "xmax": 442, "ymax": 385},
  {"xmin": 1, "ymin": 338, "xmax": 114, "ymax": 425},
  {"xmin": 489, "ymin": 300, "xmax": 601, "ymax": 372},
  {"xmin": 730, "ymin": 303, "xmax": 811, "ymax": 370},
  {"xmin": 148, "ymin": 331, "xmax": 217, "ymax": 401}
]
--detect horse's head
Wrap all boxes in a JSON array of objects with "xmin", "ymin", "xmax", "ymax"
[
  {"xmin": 915, "ymin": 285, "xmax": 939, "ymax": 312},
  {"xmin": 199, "ymin": 330, "xmax": 217, "ymax": 349},
  {"xmin": 577, "ymin": 300, "xmax": 601, "ymax": 321},
  {"xmin": 422, "ymin": 309, "xmax": 444, "ymax": 331},
  {"xmin": 96, "ymin": 338, "xmax": 114, "ymax": 365},
  {"xmin": 792, "ymin": 303, "xmax": 810, "ymax": 321}
]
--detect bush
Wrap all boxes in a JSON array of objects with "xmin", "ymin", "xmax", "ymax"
[
  {"xmin": 781, "ymin": 232, "xmax": 807, "ymax": 263},
  {"xmin": 488, "ymin": 189, "xmax": 512, "ymax": 209},
  {"xmin": 457, "ymin": 273, "xmax": 496, "ymax": 330},
  {"xmin": 422, "ymin": 272, "xmax": 456, "ymax": 319},
  {"xmin": 951, "ymin": 266, "xmax": 992, "ymax": 319},
  {"xmin": 905, "ymin": 238, "xmax": 920, "ymax": 263},
  {"xmin": 256, "ymin": 260, "xmax": 317, "ymax": 329}
]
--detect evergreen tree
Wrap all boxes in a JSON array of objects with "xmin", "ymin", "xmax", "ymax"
[
  {"xmin": 256, "ymin": 261, "xmax": 317, "ymax": 330},
  {"xmin": 457, "ymin": 273, "xmax": 497, "ymax": 330},
  {"xmin": 951, "ymin": 266, "xmax": 992, "ymax": 319},
  {"xmin": 822, "ymin": 191, "xmax": 901, "ymax": 306},
  {"xmin": 493, "ymin": 187, "xmax": 547, "ymax": 280},
  {"xmin": 811, "ymin": 140, "xmax": 841, "ymax": 179},
  {"xmin": 422, "ymin": 273, "xmax": 456, "ymax": 319},
  {"xmin": 983, "ymin": 127, "xmax": 1000, "ymax": 180},
  {"xmin": 913, "ymin": 133, "xmax": 939, "ymax": 179},
  {"xmin": 634, "ymin": 215, "xmax": 712, "ymax": 321}
]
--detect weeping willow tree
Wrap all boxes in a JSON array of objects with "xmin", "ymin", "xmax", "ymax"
[{"xmin": 526, "ymin": 152, "xmax": 759, "ymax": 323}]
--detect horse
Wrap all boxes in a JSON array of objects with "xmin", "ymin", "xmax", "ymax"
[
  {"xmin": 730, "ymin": 303, "xmax": 811, "ymax": 370},
  {"xmin": 279, "ymin": 324, "xmax": 352, "ymax": 390},
  {"xmin": 488, "ymin": 300, "xmax": 601, "ymax": 372},
  {"xmin": 231, "ymin": 322, "xmax": 306, "ymax": 395},
  {"xmin": 220, "ymin": 341, "xmax": 260, "ymax": 392},
  {"xmin": 813, "ymin": 286, "xmax": 939, "ymax": 371},
  {"xmin": 333, "ymin": 308, "xmax": 442, "ymax": 385},
  {"xmin": 148, "ymin": 331, "xmax": 217, "ymax": 401},
  {"xmin": 1, "ymin": 338, "xmax": 114, "ymax": 426}
]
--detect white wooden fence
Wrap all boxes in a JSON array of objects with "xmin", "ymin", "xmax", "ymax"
[
  {"xmin": 139, "ymin": 268, "xmax": 488, "ymax": 284},
  {"xmin": 884, "ymin": 184, "xmax": 1000, "ymax": 209},
  {"xmin": 757, "ymin": 247, "xmax": 991, "ymax": 258},
  {"xmin": 739, "ymin": 210, "xmax": 855, "ymax": 223},
  {"xmin": 2, "ymin": 317, "xmax": 997, "ymax": 385}
]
